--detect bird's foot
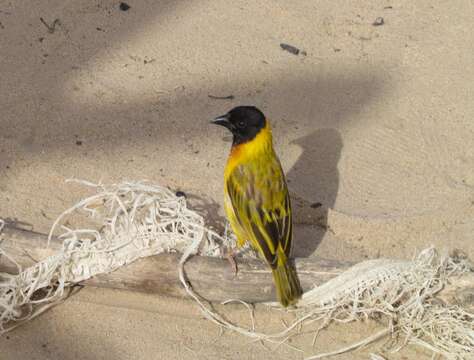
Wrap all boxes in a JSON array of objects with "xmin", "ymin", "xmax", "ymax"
[{"xmin": 223, "ymin": 247, "xmax": 238, "ymax": 277}]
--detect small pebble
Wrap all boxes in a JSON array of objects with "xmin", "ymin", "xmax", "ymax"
[
  {"xmin": 119, "ymin": 2, "xmax": 130, "ymax": 11},
  {"xmin": 175, "ymin": 191, "xmax": 186, "ymax": 198},
  {"xmin": 75, "ymin": 140, "xmax": 82, "ymax": 146},
  {"xmin": 372, "ymin": 17, "xmax": 384, "ymax": 26},
  {"xmin": 310, "ymin": 202, "xmax": 322, "ymax": 209},
  {"xmin": 280, "ymin": 43, "xmax": 300, "ymax": 55}
]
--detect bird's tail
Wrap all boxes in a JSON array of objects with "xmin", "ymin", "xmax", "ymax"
[{"xmin": 271, "ymin": 251, "xmax": 303, "ymax": 307}]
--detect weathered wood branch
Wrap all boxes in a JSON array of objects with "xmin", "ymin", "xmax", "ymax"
[
  {"xmin": 0, "ymin": 226, "xmax": 353, "ymax": 302},
  {"xmin": 1, "ymin": 226, "xmax": 473, "ymax": 308}
]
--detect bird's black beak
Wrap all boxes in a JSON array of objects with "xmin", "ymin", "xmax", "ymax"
[{"xmin": 211, "ymin": 114, "xmax": 233, "ymax": 130}]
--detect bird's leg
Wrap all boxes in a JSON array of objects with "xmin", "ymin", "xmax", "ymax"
[{"xmin": 223, "ymin": 246, "xmax": 238, "ymax": 276}]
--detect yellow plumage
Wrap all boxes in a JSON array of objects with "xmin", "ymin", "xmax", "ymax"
[{"xmin": 223, "ymin": 120, "xmax": 302, "ymax": 307}]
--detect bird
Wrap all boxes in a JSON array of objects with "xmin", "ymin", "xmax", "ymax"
[{"xmin": 211, "ymin": 106, "xmax": 302, "ymax": 307}]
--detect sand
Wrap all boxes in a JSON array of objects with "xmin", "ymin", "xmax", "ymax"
[{"xmin": 0, "ymin": 0, "xmax": 473, "ymax": 359}]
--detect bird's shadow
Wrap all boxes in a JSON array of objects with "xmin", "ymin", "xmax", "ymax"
[{"xmin": 287, "ymin": 129, "xmax": 343, "ymax": 257}]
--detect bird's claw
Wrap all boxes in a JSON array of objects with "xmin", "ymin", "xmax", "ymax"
[{"xmin": 224, "ymin": 248, "xmax": 238, "ymax": 277}]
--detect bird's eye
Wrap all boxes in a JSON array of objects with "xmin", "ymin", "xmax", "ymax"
[{"xmin": 237, "ymin": 121, "xmax": 245, "ymax": 128}]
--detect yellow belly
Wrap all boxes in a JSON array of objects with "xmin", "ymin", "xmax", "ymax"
[{"xmin": 224, "ymin": 192, "xmax": 247, "ymax": 248}]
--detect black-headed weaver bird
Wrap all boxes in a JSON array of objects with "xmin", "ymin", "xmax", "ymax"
[{"xmin": 212, "ymin": 106, "xmax": 302, "ymax": 307}]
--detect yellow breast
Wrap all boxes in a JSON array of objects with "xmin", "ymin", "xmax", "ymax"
[{"xmin": 224, "ymin": 121, "xmax": 273, "ymax": 179}]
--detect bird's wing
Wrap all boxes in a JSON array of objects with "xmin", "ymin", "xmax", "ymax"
[{"xmin": 226, "ymin": 158, "xmax": 292, "ymax": 267}]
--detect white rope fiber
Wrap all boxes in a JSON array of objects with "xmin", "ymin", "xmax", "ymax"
[{"xmin": 0, "ymin": 181, "xmax": 472, "ymax": 359}]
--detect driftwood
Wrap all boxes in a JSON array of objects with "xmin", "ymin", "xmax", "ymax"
[
  {"xmin": 1, "ymin": 226, "xmax": 473, "ymax": 307},
  {"xmin": 0, "ymin": 226, "xmax": 353, "ymax": 302}
]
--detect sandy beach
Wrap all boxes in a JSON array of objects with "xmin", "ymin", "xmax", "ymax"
[{"xmin": 1, "ymin": 0, "xmax": 473, "ymax": 358}]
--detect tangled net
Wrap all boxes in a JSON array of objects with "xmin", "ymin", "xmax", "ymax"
[{"xmin": 0, "ymin": 180, "xmax": 473, "ymax": 359}]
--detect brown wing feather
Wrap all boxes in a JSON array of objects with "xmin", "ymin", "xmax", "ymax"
[{"xmin": 225, "ymin": 156, "xmax": 292, "ymax": 268}]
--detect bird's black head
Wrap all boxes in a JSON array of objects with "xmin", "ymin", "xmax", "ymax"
[{"xmin": 212, "ymin": 106, "xmax": 266, "ymax": 145}]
